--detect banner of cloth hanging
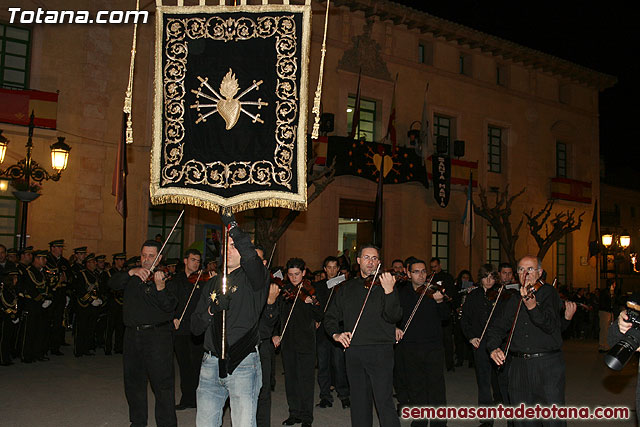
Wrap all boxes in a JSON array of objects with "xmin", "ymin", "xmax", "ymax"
[{"xmin": 151, "ymin": 4, "xmax": 312, "ymax": 213}]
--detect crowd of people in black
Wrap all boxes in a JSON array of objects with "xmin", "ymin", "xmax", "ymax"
[{"xmin": 0, "ymin": 221, "xmax": 624, "ymax": 427}]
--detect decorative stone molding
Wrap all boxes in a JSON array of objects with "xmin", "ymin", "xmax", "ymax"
[
  {"xmin": 332, "ymin": 0, "xmax": 616, "ymax": 90},
  {"xmin": 337, "ymin": 17, "xmax": 392, "ymax": 81}
]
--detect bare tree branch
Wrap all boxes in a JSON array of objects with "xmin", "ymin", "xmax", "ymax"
[
  {"xmin": 473, "ymin": 186, "xmax": 525, "ymax": 268},
  {"xmin": 524, "ymin": 200, "xmax": 585, "ymax": 261}
]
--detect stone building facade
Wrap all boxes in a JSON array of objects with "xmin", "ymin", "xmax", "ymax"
[{"xmin": 0, "ymin": 0, "xmax": 615, "ymax": 287}]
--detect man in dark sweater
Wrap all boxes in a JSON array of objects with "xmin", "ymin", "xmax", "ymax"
[
  {"xmin": 395, "ymin": 258, "xmax": 449, "ymax": 427},
  {"xmin": 191, "ymin": 213, "xmax": 269, "ymax": 427},
  {"xmin": 486, "ymin": 256, "xmax": 565, "ymax": 427},
  {"xmin": 171, "ymin": 248, "xmax": 206, "ymax": 410},
  {"xmin": 324, "ymin": 244, "xmax": 402, "ymax": 427},
  {"xmin": 107, "ymin": 239, "xmax": 178, "ymax": 427}
]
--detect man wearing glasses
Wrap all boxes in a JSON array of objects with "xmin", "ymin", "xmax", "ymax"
[
  {"xmin": 486, "ymin": 256, "xmax": 565, "ymax": 427},
  {"xmin": 324, "ymin": 244, "xmax": 402, "ymax": 427},
  {"xmin": 395, "ymin": 258, "xmax": 449, "ymax": 427}
]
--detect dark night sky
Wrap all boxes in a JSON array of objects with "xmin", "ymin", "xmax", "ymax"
[{"xmin": 393, "ymin": 1, "xmax": 639, "ymax": 187}]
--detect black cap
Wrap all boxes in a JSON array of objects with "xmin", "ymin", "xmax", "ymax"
[
  {"xmin": 33, "ymin": 250, "xmax": 48, "ymax": 257},
  {"xmin": 95, "ymin": 255, "xmax": 106, "ymax": 262},
  {"xmin": 73, "ymin": 247, "xmax": 87, "ymax": 254},
  {"xmin": 4, "ymin": 266, "xmax": 19, "ymax": 276},
  {"xmin": 48, "ymin": 239, "xmax": 64, "ymax": 247},
  {"xmin": 165, "ymin": 258, "xmax": 178, "ymax": 267},
  {"xmin": 84, "ymin": 253, "xmax": 96, "ymax": 263},
  {"xmin": 6, "ymin": 248, "xmax": 17, "ymax": 255},
  {"xmin": 18, "ymin": 246, "xmax": 34, "ymax": 256},
  {"xmin": 112, "ymin": 252, "xmax": 126, "ymax": 260}
]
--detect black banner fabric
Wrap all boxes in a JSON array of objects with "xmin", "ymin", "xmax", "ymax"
[
  {"xmin": 151, "ymin": 5, "xmax": 311, "ymax": 213},
  {"xmin": 432, "ymin": 155, "xmax": 451, "ymax": 207},
  {"xmin": 325, "ymin": 136, "xmax": 429, "ymax": 188}
]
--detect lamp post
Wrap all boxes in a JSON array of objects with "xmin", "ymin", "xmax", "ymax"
[
  {"xmin": 602, "ymin": 232, "xmax": 631, "ymax": 291},
  {"xmin": 0, "ymin": 111, "xmax": 71, "ymax": 250}
]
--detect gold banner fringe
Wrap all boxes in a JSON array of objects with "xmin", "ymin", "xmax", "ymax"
[{"xmin": 150, "ymin": 194, "xmax": 307, "ymax": 215}]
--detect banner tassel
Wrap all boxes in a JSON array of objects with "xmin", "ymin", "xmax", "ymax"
[
  {"xmin": 124, "ymin": 0, "xmax": 140, "ymax": 144},
  {"xmin": 311, "ymin": 0, "xmax": 330, "ymax": 140}
]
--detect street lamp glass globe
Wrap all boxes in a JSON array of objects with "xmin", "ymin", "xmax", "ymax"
[
  {"xmin": 620, "ymin": 235, "xmax": 631, "ymax": 249},
  {"xmin": 0, "ymin": 130, "xmax": 9, "ymax": 164},
  {"xmin": 50, "ymin": 137, "xmax": 71, "ymax": 171},
  {"xmin": 602, "ymin": 234, "xmax": 613, "ymax": 248}
]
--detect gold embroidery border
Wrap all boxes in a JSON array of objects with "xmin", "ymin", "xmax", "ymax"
[{"xmin": 151, "ymin": 4, "xmax": 310, "ymax": 214}]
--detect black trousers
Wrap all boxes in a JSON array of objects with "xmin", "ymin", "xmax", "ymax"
[
  {"xmin": 257, "ymin": 339, "xmax": 274, "ymax": 427},
  {"xmin": 473, "ymin": 344, "xmax": 508, "ymax": 425},
  {"xmin": 173, "ymin": 333, "xmax": 204, "ymax": 406},
  {"xmin": 123, "ymin": 325, "xmax": 177, "ymax": 427},
  {"xmin": 508, "ymin": 352, "xmax": 566, "ymax": 427},
  {"xmin": 453, "ymin": 320, "xmax": 473, "ymax": 364},
  {"xmin": 49, "ymin": 293, "xmax": 66, "ymax": 351},
  {"xmin": 0, "ymin": 316, "xmax": 18, "ymax": 364},
  {"xmin": 74, "ymin": 304, "xmax": 97, "ymax": 356},
  {"xmin": 316, "ymin": 331, "xmax": 349, "ymax": 402},
  {"xmin": 105, "ymin": 304, "xmax": 124, "ymax": 353},
  {"xmin": 395, "ymin": 343, "xmax": 446, "ymax": 427},
  {"xmin": 94, "ymin": 307, "xmax": 109, "ymax": 349},
  {"xmin": 346, "ymin": 345, "xmax": 400, "ymax": 427},
  {"xmin": 442, "ymin": 322, "xmax": 454, "ymax": 370},
  {"xmin": 281, "ymin": 345, "xmax": 315, "ymax": 424},
  {"xmin": 17, "ymin": 301, "xmax": 41, "ymax": 362}
]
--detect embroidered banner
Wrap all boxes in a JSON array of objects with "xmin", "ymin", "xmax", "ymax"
[
  {"xmin": 432, "ymin": 154, "xmax": 451, "ymax": 208},
  {"xmin": 151, "ymin": 5, "xmax": 312, "ymax": 213},
  {"xmin": 326, "ymin": 136, "xmax": 429, "ymax": 188}
]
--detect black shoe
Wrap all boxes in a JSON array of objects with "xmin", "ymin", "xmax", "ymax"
[
  {"xmin": 282, "ymin": 417, "xmax": 301, "ymax": 425},
  {"xmin": 37, "ymin": 356, "xmax": 50, "ymax": 361},
  {"xmin": 447, "ymin": 366, "xmax": 455, "ymax": 372},
  {"xmin": 22, "ymin": 359, "xmax": 34, "ymax": 363},
  {"xmin": 61, "ymin": 342, "xmax": 70, "ymax": 347},
  {"xmin": 316, "ymin": 399, "xmax": 332, "ymax": 408},
  {"xmin": 302, "ymin": 424, "xmax": 312, "ymax": 427},
  {"xmin": 83, "ymin": 351, "xmax": 95, "ymax": 356},
  {"xmin": 175, "ymin": 403, "xmax": 196, "ymax": 410},
  {"xmin": 341, "ymin": 398, "xmax": 350, "ymax": 409},
  {"xmin": 115, "ymin": 350, "xmax": 123, "ymax": 354},
  {"xmin": 51, "ymin": 350, "xmax": 64, "ymax": 356},
  {"xmin": 1, "ymin": 361, "xmax": 14, "ymax": 366},
  {"xmin": 598, "ymin": 349, "xmax": 609, "ymax": 353},
  {"xmin": 105, "ymin": 351, "xmax": 112, "ymax": 356},
  {"xmin": 455, "ymin": 362, "xmax": 463, "ymax": 367}
]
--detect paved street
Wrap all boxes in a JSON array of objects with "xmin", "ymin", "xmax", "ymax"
[{"xmin": 0, "ymin": 338, "xmax": 636, "ymax": 427}]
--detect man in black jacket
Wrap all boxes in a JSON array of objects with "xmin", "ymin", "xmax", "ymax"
[
  {"xmin": 314, "ymin": 256, "xmax": 350, "ymax": 410},
  {"xmin": 429, "ymin": 257, "xmax": 455, "ymax": 371},
  {"xmin": 273, "ymin": 258, "xmax": 323, "ymax": 427},
  {"xmin": 461, "ymin": 264, "xmax": 505, "ymax": 427},
  {"xmin": 108, "ymin": 240, "xmax": 178, "ymax": 427},
  {"xmin": 486, "ymin": 256, "xmax": 565, "ymax": 427},
  {"xmin": 171, "ymin": 248, "xmax": 206, "ymax": 410},
  {"xmin": 395, "ymin": 258, "xmax": 449, "ymax": 427},
  {"xmin": 325, "ymin": 244, "xmax": 402, "ymax": 427},
  {"xmin": 191, "ymin": 214, "xmax": 269, "ymax": 427}
]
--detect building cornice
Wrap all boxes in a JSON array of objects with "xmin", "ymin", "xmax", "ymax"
[{"xmin": 331, "ymin": 0, "xmax": 617, "ymax": 91}]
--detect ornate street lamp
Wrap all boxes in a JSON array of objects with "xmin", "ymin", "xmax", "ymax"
[
  {"xmin": 602, "ymin": 234, "xmax": 613, "ymax": 248},
  {"xmin": 0, "ymin": 111, "xmax": 71, "ymax": 249}
]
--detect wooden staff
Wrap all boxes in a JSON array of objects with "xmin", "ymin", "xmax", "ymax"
[{"xmin": 221, "ymin": 224, "xmax": 229, "ymax": 364}]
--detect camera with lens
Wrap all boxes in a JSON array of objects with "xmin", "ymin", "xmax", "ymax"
[{"xmin": 605, "ymin": 300, "xmax": 640, "ymax": 371}]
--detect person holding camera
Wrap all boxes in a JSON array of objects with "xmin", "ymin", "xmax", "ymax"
[{"xmin": 609, "ymin": 299, "xmax": 640, "ymax": 425}]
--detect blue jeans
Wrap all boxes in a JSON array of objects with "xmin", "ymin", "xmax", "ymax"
[{"xmin": 196, "ymin": 350, "xmax": 262, "ymax": 427}]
